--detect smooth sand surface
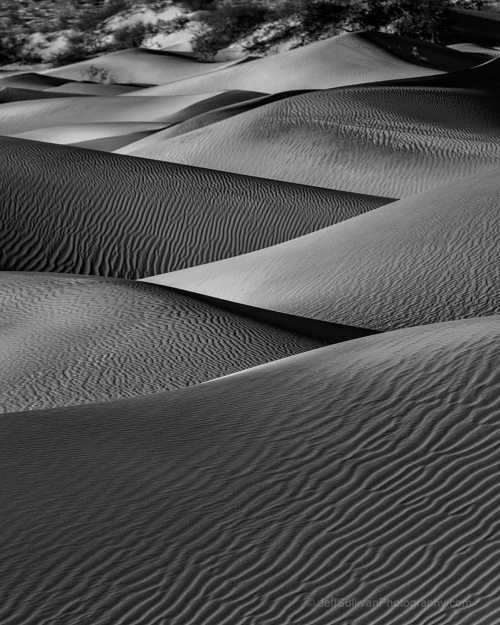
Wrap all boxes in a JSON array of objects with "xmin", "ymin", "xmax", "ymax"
[
  {"xmin": 0, "ymin": 272, "xmax": 327, "ymax": 412},
  {"xmin": 44, "ymin": 48, "xmax": 248, "ymax": 85},
  {"xmin": 2, "ymin": 316, "xmax": 500, "ymax": 623},
  {"xmin": 0, "ymin": 137, "xmax": 392, "ymax": 278},
  {"xmin": 12, "ymin": 122, "xmax": 166, "ymax": 146},
  {"xmin": 129, "ymin": 62, "xmax": 500, "ymax": 196},
  {"xmin": 450, "ymin": 8, "xmax": 500, "ymax": 46},
  {"xmin": 0, "ymin": 86, "xmax": 88, "ymax": 104},
  {"xmin": 0, "ymin": 71, "xmax": 69, "ymax": 90},
  {"xmin": 145, "ymin": 167, "xmax": 500, "ymax": 330},
  {"xmin": 45, "ymin": 82, "xmax": 143, "ymax": 96},
  {"xmin": 136, "ymin": 32, "xmax": 455, "ymax": 96},
  {"xmin": 0, "ymin": 93, "xmax": 229, "ymax": 135}
]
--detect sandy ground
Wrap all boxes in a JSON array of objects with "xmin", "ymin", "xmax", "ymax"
[{"xmin": 1, "ymin": 22, "xmax": 500, "ymax": 625}]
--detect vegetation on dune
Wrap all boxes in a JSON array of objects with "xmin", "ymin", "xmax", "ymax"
[{"xmin": 0, "ymin": 0, "xmax": 496, "ymax": 67}]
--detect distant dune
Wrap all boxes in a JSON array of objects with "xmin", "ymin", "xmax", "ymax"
[
  {"xmin": 2, "ymin": 316, "xmax": 499, "ymax": 623},
  {"xmin": 126, "ymin": 60, "xmax": 500, "ymax": 196},
  {"xmin": 13, "ymin": 122, "xmax": 167, "ymax": 148},
  {"xmin": 0, "ymin": 93, "xmax": 230, "ymax": 135},
  {"xmin": 0, "ymin": 272, "xmax": 329, "ymax": 412},
  {"xmin": 146, "ymin": 167, "xmax": 500, "ymax": 330},
  {"xmin": 43, "ymin": 48, "xmax": 249, "ymax": 85},
  {"xmin": 130, "ymin": 32, "xmax": 481, "ymax": 96},
  {"xmin": 0, "ymin": 137, "xmax": 392, "ymax": 278}
]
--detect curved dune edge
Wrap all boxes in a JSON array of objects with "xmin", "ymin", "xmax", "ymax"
[
  {"xmin": 12, "ymin": 122, "xmax": 167, "ymax": 146},
  {"xmin": 0, "ymin": 272, "xmax": 329, "ymax": 413},
  {"xmin": 127, "ymin": 60, "xmax": 500, "ymax": 196},
  {"xmin": 0, "ymin": 93, "xmax": 229, "ymax": 135},
  {"xmin": 0, "ymin": 86, "xmax": 90, "ymax": 104},
  {"xmin": 116, "ymin": 89, "xmax": 310, "ymax": 153},
  {"xmin": 129, "ymin": 31, "xmax": 470, "ymax": 96},
  {"xmin": 0, "ymin": 137, "xmax": 393, "ymax": 279},
  {"xmin": 2, "ymin": 316, "xmax": 500, "ymax": 623},
  {"xmin": 43, "ymin": 47, "xmax": 251, "ymax": 85},
  {"xmin": 145, "ymin": 167, "xmax": 500, "ymax": 331}
]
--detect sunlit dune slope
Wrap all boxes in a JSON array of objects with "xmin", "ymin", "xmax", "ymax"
[
  {"xmin": 2, "ymin": 316, "xmax": 500, "ymax": 623},
  {"xmin": 0, "ymin": 137, "xmax": 392, "ymax": 278},
  {"xmin": 0, "ymin": 93, "xmax": 228, "ymax": 135},
  {"xmin": 127, "ymin": 58, "xmax": 500, "ymax": 196},
  {"xmin": 43, "ymin": 48, "xmax": 249, "ymax": 85},
  {"xmin": 132, "ymin": 31, "xmax": 482, "ymax": 96},
  {"xmin": 146, "ymin": 167, "xmax": 500, "ymax": 330},
  {"xmin": 0, "ymin": 272, "xmax": 328, "ymax": 412},
  {"xmin": 12, "ymin": 122, "xmax": 166, "ymax": 148}
]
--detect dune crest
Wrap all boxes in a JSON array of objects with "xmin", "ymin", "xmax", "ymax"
[
  {"xmin": 145, "ymin": 167, "xmax": 500, "ymax": 330},
  {"xmin": 0, "ymin": 137, "xmax": 392, "ymax": 279}
]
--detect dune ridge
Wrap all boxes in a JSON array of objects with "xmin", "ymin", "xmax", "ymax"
[
  {"xmin": 0, "ymin": 136, "xmax": 392, "ymax": 279},
  {"xmin": 126, "ymin": 62, "xmax": 500, "ymax": 196},
  {"xmin": 129, "ymin": 32, "xmax": 468, "ymax": 96},
  {"xmin": 145, "ymin": 167, "xmax": 500, "ymax": 330},
  {"xmin": 0, "ymin": 272, "xmax": 329, "ymax": 413},
  {"xmin": 1, "ymin": 317, "xmax": 500, "ymax": 623}
]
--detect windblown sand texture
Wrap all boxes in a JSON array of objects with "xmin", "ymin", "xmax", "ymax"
[
  {"xmin": 0, "ymin": 137, "xmax": 391, "ymax": 278},
  {"xmin": 2, "ymin": 318, "xmax": 500, "ymax": 624},
  {"xmin": 0, "ymin": 272, "xmax": 329, "ymax": 412},
  {"xmin": 126, "ymin": 60, "xmax": 500, "ymax": 196},
  {"xmin": 147, "ymin": 167, "xmax": 500, "ymax": 330},
  {"xmin": 2, "ymin": 23, "xmax": 500, "ymax": 625}
]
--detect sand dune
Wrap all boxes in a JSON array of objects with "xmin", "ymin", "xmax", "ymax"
[
  {"xmin": 128, "ymin": 61, "xmax": 500, "ymax": 195},
  {"xmin": 44, "ymin": 47, "xmax": 248, "ymax": 85},
  {"xmin": 146, "ymin": 167, "xmax": 500, "ymax": 330},
  {"xmin": 0, "ymin": 272, "xmax": 329, "ymax": 412},
  {"xmin": 0, "ymin": 71, "xmax": 69, "ymax": 90},
  {"xmin": 116, "ymin": 90, "xmax": 309, "ymax": 153},
  {"xmin": 0, "ymin": 137, "xmax": 392, "ymax": 278},
  {"xmin": 13, "ymin": 122, "xmax": 166, "ymax": 148},
  {"xmin": 450, "ymin": 7, "xmax": 500, "ymax": 46},
  {"xmin": 0, "ymin": 93, "xmax": 229, "ymax": 135},
  {"xmin": 2, "ymin": 316, "xmax": 500, "ymax": 623},
  {"xmin": 45, "ymin": 81, "xmax": 143, "ymax": 96},
  {"xmin": 132, "ymin": 32, "xmax": 478, "ymax": 96},
  {"xmin": 0, "ymin": 86, "xmax": 88, "ymax": 104}
]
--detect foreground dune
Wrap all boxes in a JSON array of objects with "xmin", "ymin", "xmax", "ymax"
[
  {"xmin": 0, "ymin": 272, "xmax": 331, "ymax": 412},
  {"xmin": 131, "ymin": 32, "xmax": 480, "ymax": 96},
  {"xmin": 146, "ymin": 167, "xmax": 500, "ymax": 330},
  {"xmin": 0, "ymin": 137, "xmax": 392, "ymax": 278},
  {"xmin": 127, "ymin": 59, "xmax": 500, "ymax": 196},
  {"xmin": 44, "ymin": 48, "xmax": 248, "ymax": 85},
  {"xmin": 2, "ymin": 316, "xmax": 499, "ymax": 623}
]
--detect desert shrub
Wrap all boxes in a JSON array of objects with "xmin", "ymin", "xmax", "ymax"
[
  {"xmin": 191, "ymin": 0, "xmax": 272, "ymax": 59},
  {"xmin": 51, "ymin": 33, "xmax": 96, "ymax": 66},
  {"xmin": 112, "ymin": 21, "xmax": 152, "ymax": 49},
  {"xmin": 294, "ymin": 0, "xmax": 351, "ymax": 37},
  {"xmin": 354, "ymin": 0, "xmax": 487, "ymax": 42},
  {"xmin": 173, "ymin": 0, "xmax": 217, "ymax": 10},
  {"xmin": 77, "ymin": 0, "xmax": 131, "ymax": 31}
]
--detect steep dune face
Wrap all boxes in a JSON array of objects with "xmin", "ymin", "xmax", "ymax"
[
  {"xmin": 132, "ymin": 32, "xmax": 454, "ymax": 96},
  {"xmin": 127, "ymin": 66, "xmax": 500, "ymax": 196},
  {"xmin": 146, "ymin": 167, "xmax": 500, "ymax": 330},
  {"xmin": 43, "ymin": 48, "xmax": 248, "ymax": 85},
  {"xmin": 2, "ymin": 317, "xmax": 500, "ymax": 624},
  {"xmin": 0, "ymin": 272, "xmax": 327, "ymax": 413},
  {"xmin": 0, "ymin": 137, "xmax": 392, "ymax": 279}
]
